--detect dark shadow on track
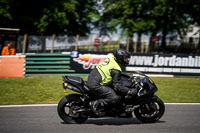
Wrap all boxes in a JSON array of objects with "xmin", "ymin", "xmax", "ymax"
[
  {"xmin": 61, "ymin": 117, "xmax": 166, "ymax": 125},
  {"xmin": 85, "ymin": 118, "xmax": 142, "ymax": 125}
]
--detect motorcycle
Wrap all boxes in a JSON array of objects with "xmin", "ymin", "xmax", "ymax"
[{"xmin": 57, "ymin": 71, "xmax": 165, "ymax": 124}]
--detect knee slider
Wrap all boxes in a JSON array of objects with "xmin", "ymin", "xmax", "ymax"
[{"xmin": 112, "ymin": 95, "xmax": 120, "ymax": 104}]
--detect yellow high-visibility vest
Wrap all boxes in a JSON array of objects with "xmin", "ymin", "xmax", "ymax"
[{"xmin": 96, "ymin": 55, "xmax": 121, "ymax": 85}]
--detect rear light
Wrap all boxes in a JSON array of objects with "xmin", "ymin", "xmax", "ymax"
[
  {"xmin": 63, "ymin": 82, "xmax": 73, "ymax": 89},
  {"xmin": 62, "ymin": 82, "xmax": 81, "ymax": 93}
]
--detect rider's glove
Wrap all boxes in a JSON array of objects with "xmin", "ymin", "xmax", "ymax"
[{"xmin": 126, "ymin": 89, "xmax": 137, "ymax": 98}]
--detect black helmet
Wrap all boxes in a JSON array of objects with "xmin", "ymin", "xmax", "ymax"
[{"xmin": 113, "ymin": 49, "xmax": 130, "ymax": 65}]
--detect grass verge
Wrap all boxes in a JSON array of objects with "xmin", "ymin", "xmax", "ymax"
[{"xmin": 0, "ymin": 76, "xmax": 200, "ymax": 105}]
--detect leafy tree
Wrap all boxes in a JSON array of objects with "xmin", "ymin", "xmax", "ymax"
[
  {"xmin": 97, "ymin": 0, "xmax": 200, "ymax": 53},
  {"xmin": 0, "ymin": 0, "xmax": 13, "ymax": 26},
  {"xmin": 97, "ymin": 0, "xmax": 165, "ymax": 52},
  {"xmin": 35, "ymin": 0, "xmax": 98, "ymax": 35},
  {"xmin": 1, "ymin": 0, "xmax": 199, "ymax": 53},
  {"xmin": 157, "ymin": 0, "xmax": 192, "ymax": 50},
  {"xmin": 0, "ymin": 0, "xmax": 98, "ymax": 35},
  {"xmin": 151, "ymin": 0, "xmax": 199, "ymax": 51},
  {"xmin": 183, "ymin": 0, "xmax": 200, "ymax": 50}
]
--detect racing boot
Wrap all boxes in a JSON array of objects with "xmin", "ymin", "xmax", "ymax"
[{"xmin": 89, "ymin": 100, "xmax": 105, "ymax": 116}]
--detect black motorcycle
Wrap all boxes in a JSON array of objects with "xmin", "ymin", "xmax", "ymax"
[{"xmin": 57, "ymin": 71, "xmax": 165, "ymax": 124}]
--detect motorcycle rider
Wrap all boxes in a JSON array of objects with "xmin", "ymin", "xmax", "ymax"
[{"xmin": 87, "ymin": 49, "xmax": 137, "ymax": 116}]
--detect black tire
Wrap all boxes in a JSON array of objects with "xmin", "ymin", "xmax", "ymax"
[
  {"xmin": 57, "ymin": 94, "xmax": 88, "ymax": 124},
  {"xmin": 134, "ymin": 96, "xmax": 165, "ymax": 123}
]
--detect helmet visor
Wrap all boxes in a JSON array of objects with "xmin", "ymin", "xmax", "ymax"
[{"xmin": 124, "ymin": 55, "xmax": 130, "ymax": 65}]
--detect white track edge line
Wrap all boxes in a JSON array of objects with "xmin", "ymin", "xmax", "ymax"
[
  {"xmin": 164, "ymin": 103, "xmax": 200, "ymax": 105},
  {"xmin": 0, "ymin": 103, "xmax": 200, "ymax": 108},
  {"xmin": 0, "ymin": 104, "xmax": 57, "ymax": 108}
]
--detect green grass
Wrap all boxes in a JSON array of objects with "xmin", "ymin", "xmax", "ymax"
[
  {"xmin": 0, "ymin": 76, "xmax": 65, "ymax": 105},
  {"xmin": 152, "ymin": 77, "xmax": 200, "ymax": 103},
  {"xmin": 0, "ymin": 76, "xmax": 200, "ymax": 105}
]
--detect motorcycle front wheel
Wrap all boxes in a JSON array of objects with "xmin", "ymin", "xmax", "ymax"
[
  {"xmin": 57, "ymin": 94, "xmax": 88, "ymax": 124},
  {"xmin": 134, "ymin": 96, "xmax": 165, "ymax": 123}
]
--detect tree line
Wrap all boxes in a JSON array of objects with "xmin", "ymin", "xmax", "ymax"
[{"xmin": 0, "ymin": 0, "xmax": 199, "ymax": 52}]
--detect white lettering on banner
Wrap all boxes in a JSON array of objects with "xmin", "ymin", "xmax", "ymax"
[
  {"xmin": 172, "ymin": 68, "xmax": 181, "ymax": 72},
  {"xmin": 163, "ymin": 68, "xmax": 173, "ymax": 72},
  {"xmin": 129, "ymin": 56, "xmax": 153, "ymax": 65},
  {"xmin": 126, "ymin": 67, "xmax": 200, "ymax": 73},
  {"xmin": 129, "ymin": 55, "xmax": 200, "ymax": 68}
]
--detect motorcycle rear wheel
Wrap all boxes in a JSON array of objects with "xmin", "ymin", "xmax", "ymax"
[
  {"xmin": 134, "ymin": 96, "xmax": 165, "ymax": 123},
  {"xmin": 57, "ymin": 94, "xmax": 88, "ymax": 124}
]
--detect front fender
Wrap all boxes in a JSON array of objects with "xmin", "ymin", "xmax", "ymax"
[{"xmin": 126, "ymin": 95, "xmax": 158, "ymax": 105}]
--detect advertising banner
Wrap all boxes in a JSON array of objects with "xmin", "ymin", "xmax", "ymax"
[
  {"xmin": 70, "ymin": 51, "xmax": 200, "ymax": 76},
  {"xmin": 126, "ymin": 54, "xmax": 200, "ymax": 76},
  {"xmin": 70, "ymin": 51, "xmax": 112, "ymax": 73}
]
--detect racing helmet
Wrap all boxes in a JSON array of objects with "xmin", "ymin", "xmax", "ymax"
[{"xmin": 113, "ymin": 49, "xmax": 130, "ymax": 65}]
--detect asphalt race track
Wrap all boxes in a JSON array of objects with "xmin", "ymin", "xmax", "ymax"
[{"xmin": 0, "ymin": 104, "xmax": 200, "ymax": 133}]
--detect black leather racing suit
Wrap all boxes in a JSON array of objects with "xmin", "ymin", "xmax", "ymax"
[{"xmin": 87, "ymin": 68, "xmax": 130, "ymax": 106}]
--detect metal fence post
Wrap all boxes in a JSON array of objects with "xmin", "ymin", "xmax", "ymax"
[
  {"xmin": 51, "ymin": 34, "xmax": 56, "ymax": 53},
  {"xmin": 75, "ymin": 34, "xmax": 79, "ymax": 51},
  {"xmin": 22, "ymin": 34, "xmax": 27, "ymax": 54},
  {"xmin": 126, "ymin": 36, "xmax": 130, "ymax": 51}
]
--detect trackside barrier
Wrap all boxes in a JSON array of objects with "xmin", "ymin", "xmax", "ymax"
[
  {"xmin": 0, "ymin": 55, "xmax": 25, "ymax": 77},
  {"xmin": 25, "ymin": 53, "xmax": 78, "ymax": 76}
]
